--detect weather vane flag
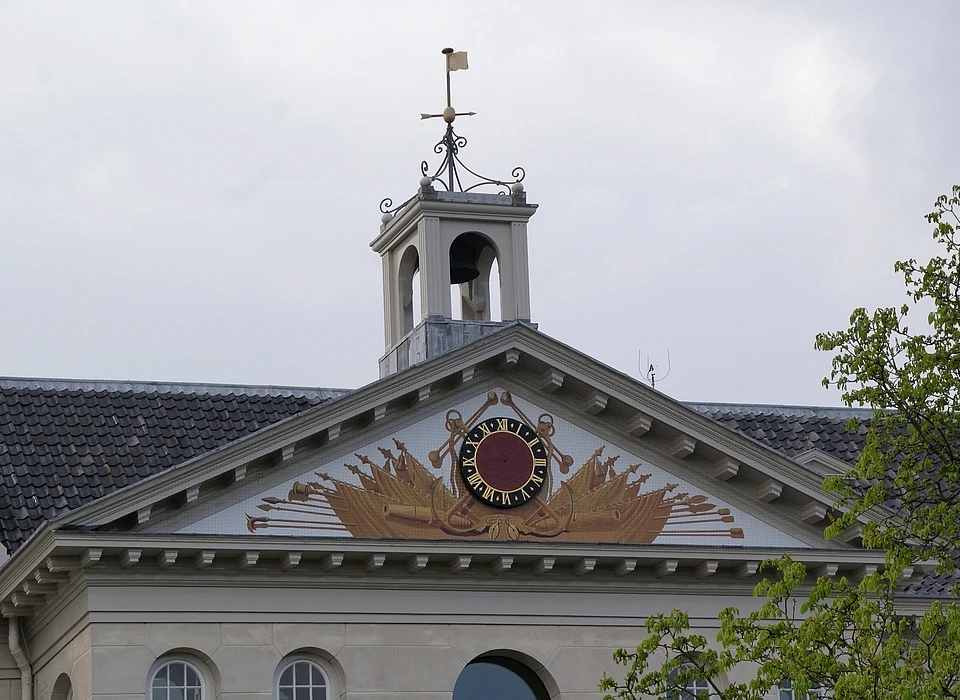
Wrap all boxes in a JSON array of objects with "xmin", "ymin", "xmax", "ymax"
[{"xmin": 446, "ymin": 49, "xmax": 469, "ymax": 72}]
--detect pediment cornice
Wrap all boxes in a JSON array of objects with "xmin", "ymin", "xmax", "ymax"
[{"xmin": 46, "ymin": 325, "xmax": 867, "ymax": 558}]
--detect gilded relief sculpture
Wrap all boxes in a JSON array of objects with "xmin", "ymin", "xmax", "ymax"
[{"xmin": 246, "ymin": 392, "xmax": 743, "ymax": 543}]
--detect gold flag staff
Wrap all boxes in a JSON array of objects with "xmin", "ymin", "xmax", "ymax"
[{"xmin": 418, "ymin": 48, "xmax": 478, "ymax": 191}]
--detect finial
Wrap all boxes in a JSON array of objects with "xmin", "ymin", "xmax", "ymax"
[{"xmin": 379, "ymin": 48, "xmax": 527, "ymax": 219}]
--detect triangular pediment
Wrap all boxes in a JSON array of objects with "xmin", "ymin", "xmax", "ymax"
[
  {"xmin": 170, "ymin": 386, "xmax": 809, "ymax": 548},
  {"xmin": 53, "ymin": 325, "xmax": 847, "ymax": 552}
]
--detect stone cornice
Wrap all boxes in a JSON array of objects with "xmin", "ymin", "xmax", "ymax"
[
  {"xmin": 3, "ymin": 530, "xmax": 940, "ymax": 625},
  {"xmin": 370, "ymin": 195, "xmax": 538, "ymax": 253}
]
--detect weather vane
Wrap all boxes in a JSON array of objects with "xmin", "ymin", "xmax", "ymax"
[
  {"xmin": 380, "ymin": 47, "xmax": 526, "ymax": 219},
  {"xmin": 420, "ymin": 48, "xmax": 476, "ymax": 125}
]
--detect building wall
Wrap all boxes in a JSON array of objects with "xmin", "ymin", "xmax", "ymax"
[
  {"xmin": 2, "ymin": 575, "xmax": 801, "ymax": 700},
  {"xmin": 34, "ymin": 625, "xmax": 92, "ymax": 700},
  {"xmin": 86, "ymin": 620, "xmax": 776, "ymax": 700}
]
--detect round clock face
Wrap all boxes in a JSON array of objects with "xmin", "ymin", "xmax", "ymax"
[{"xmin": 459, "ymin": 417, "xmax": 549, "ymax": 508}]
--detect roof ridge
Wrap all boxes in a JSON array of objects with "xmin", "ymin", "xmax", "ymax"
[
  {"xmin": 684, "ymin": 401, "xmax": 875, "ymax": 419},
  {"xmin": 0, "ymin": 376, "xmax": 352, "ymax": 400}
]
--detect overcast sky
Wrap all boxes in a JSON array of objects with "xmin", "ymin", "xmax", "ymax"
[{"xmin": 2, "ymin": 1, "xmax": 958, "ymax": 406}]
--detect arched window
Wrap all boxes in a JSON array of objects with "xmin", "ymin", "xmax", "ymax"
[
  {"xmin": 453, "ymin": 656, "xmax": 550, "ymax": 700},
  {"xmin": 276, "ymin": 658, "xmax": 329, "ymax": 700},
  {"xmin": 668, "ymin": 663, "xmax": 713, "ymax": 699},
  {"xmin": 149, "ymin": 660, "xmax": 204, "ymax": 700},
  {"xmin": 779, "ymin": 679, "xmax": 828, "ymax": 700}
]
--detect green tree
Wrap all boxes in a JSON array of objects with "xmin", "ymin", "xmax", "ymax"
[{"xmin": 600, "ymin": 186, "xmax": 960, "ymax": 700}]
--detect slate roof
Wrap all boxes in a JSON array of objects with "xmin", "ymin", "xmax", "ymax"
[
  {"xmin": 686, "ymin": 402, "xmax": 872, "ymax": 466},
  {"xmin": 0, "ymin": 378, "xmax": 349, "ymax": 553},
  {"xmin": 689, "ymin": 402, "xmax": 959, "ymax": 598}
]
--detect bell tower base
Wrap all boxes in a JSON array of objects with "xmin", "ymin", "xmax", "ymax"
[{"xmin": 379, "ymin": 318, "xmax": 537, "ymax": 378}]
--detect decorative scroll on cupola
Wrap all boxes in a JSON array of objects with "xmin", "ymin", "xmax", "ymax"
[{"xmin": 371, "ymin": 49, "xmax": 539, "ymax": 378}]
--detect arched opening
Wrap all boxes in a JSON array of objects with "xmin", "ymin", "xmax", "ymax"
[
  {"xmin": 452, "ymin": 655, "xmax": 551, "ymax": 700},
  {"xmin": 450, "ymin": 283, "xmax": 462, "ymax": 321},
  {"xmin": 449, "ymin": 232, "xmax": 500, "ymax": 323},
  {"xmin": 488, "ymin": 256, "xmax": 501, "ymax": 321},
  {"xmin": 51, "ymin": 673, "xmax": 72, "ymax": 700},
  {"xmin": 411, "ymin": 268, "xmax": 421, "ymax": 327},
  {"xmin": 398, "ymin": 245, "xmax": 420, "ymax": 335}
]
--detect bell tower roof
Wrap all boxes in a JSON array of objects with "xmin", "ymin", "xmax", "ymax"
[{"xmin": 373, "ymin": 49, "xmax": 538, "ymax": 378}]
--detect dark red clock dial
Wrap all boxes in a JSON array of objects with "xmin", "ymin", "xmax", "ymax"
[{"xmin": 459, "ymin": 417, "xmax": 549, "ymax": 508}]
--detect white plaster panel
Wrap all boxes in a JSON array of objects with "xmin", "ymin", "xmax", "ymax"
[
  {"xmin": 548, "ymin": 646, "xmax": 624, "ymax": 694},
  {"xmin": 92, "ymin": 623, "xmax": 145, "ymax": 647},
  {"xmin": 89, "ymin": 645, "xmax": 154, "ymax": 695},
  {"xmin": 272, "ymin": 622, "xmax": 346, "ymax": 657},
  {"xmin": 143, "ymin": 622, "xmax": 221, "ymax": 657},
  {"xmin": 212, "ymin": 645, "xmax": 280, "ymax": 693},
  {"xmin": 178, "ymin": 387, "xmax": 806, "ymax": 548},
  {"xmin": 336, "ymin": 646, "xmax": 400, "ymax": 693},
  {"xmin": 449, "ymin": 624, "xmax": 559, "ymax": 669},
  {"xmin": 345, "ymin": 623, "xmax": 451, "ymax": 648},
  {"xmin": 220, "ymin": 623, "xmax": 271, "ymax": 647},
  {"xmin": 397, "ymin": 646, "xmax": 465, "ymax": 691}
]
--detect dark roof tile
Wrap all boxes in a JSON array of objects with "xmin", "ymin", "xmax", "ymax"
[{"xmin": 0, "ymin": 378, "xmax": 348, "ymax": 553}]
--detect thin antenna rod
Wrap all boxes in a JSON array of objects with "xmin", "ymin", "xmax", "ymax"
[{"xmin": 641, "ymin": 349, "xmax": 672, "ymax": 389}]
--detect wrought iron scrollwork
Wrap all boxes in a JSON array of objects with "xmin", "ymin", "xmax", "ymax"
[
  {"xmin": 420, "ymin": 123, "xmax": 524, "ymax": 195},
  {"xmin": 379, "ymin": 194, "xmax": 417, "ymax": 217},
  {"xmin": 379, "ymin": 124, "xmax": 526, "ymax": 220}
]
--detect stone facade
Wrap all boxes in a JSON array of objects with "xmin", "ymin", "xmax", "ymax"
[{"xmin": 23, "ymin": 616, "xmax": 783, "ymax": 700}]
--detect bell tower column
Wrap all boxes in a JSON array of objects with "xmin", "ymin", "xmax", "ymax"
[{"xmin": 419, "ymin": 215, "xmax": 451, "ymax": 319}]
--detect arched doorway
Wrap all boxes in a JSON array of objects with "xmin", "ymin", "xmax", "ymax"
[{"xmin": 452, "ymin": 655, "xmax": 551, "ymax": 700}]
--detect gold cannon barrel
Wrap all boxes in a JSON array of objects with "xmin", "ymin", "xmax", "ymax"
[
  {"xmin": 383, "ymin": 504, "xmax": 436, "ymax": 524},
  {"xmin": 383, "ymin": 504, "xmax": 474, "ymax": 529},
  {"xmin": 289, "ymin": 481, "xmax": 321, "ymax": 501},
  {"xmin": 571, "ymin": 508, "xmax": 621, "ymax": 529}
]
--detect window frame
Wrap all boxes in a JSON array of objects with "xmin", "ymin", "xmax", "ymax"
[
  {"xmin": 274, "ymin": 655, "xmax": 335, "ymax": 700},
  {"xmin": 778, "ymin": 679, "xmax": 829, "ymax": 700},
  {"xmin": 667, "ymin": 663, "xmax": 715, "ymax": 699},
  {"xmin": 147, "ymin": 657, "xmax": 209, "ymax": 700}
]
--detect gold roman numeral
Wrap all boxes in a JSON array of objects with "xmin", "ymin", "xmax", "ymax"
[
  {"xmin": 466, "ymin": 470, "xmax": 484, "ymax": 487},
  {"xmin": 496, "ymin": 418, "xmax": 508, "ymax": 432},
  {"xmin": 479, "ymin": 422, "xmax": 494, "ymax": 437}
]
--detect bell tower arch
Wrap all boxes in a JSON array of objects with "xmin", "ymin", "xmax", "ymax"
[{"xmin": 372, "ymin": 47, "xmax": 538, "ymax": 377}]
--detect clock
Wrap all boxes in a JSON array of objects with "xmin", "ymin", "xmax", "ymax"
[{"xmin": 459, "ymin": 417, "xmax": 549, "ymax": 508}]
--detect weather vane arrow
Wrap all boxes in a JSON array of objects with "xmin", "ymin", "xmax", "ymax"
[{"xmin": 421, "ymin": 111, "xmax": 476, "ymax": 120}]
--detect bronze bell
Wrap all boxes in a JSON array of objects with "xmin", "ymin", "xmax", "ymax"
[{"xmin": 449, "ymin": 233, "xmax": 483, "ymax": 284}]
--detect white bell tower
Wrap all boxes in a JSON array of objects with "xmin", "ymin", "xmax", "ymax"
[{"xmin": 371, "ymin": 48, "xmax": 538, "ymax": 377}]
